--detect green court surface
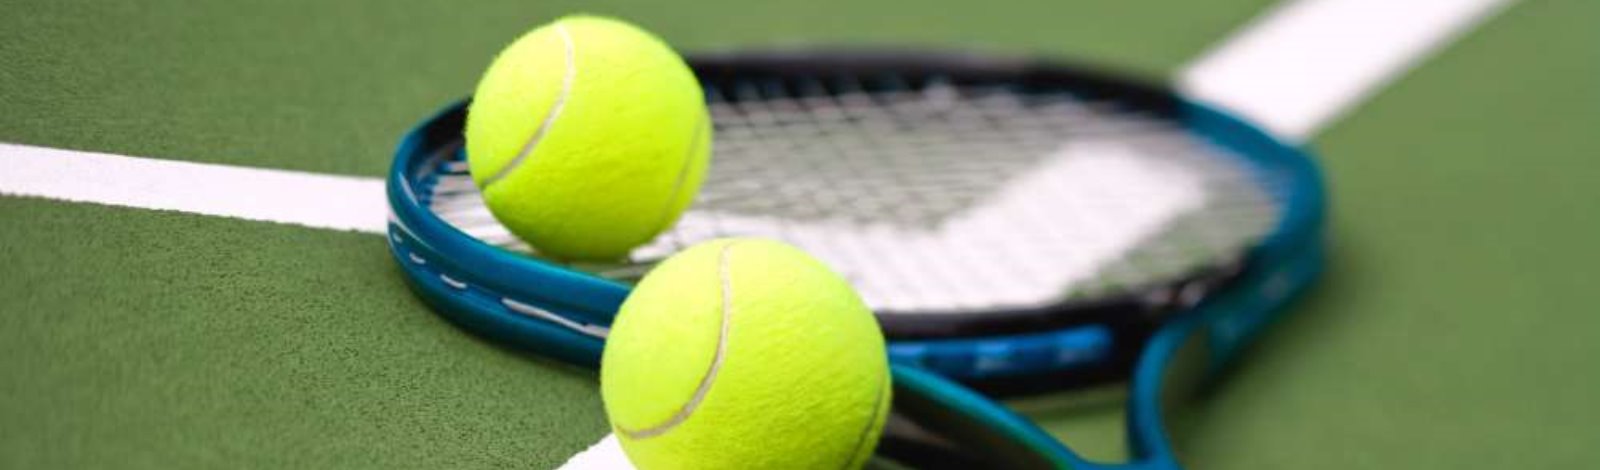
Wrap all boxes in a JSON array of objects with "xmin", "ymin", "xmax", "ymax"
[{"xmin": 2, "ymin": 0, "xmax": 1597, "ymax": 468}]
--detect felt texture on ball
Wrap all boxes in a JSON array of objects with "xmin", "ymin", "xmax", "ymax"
[
  {"xmin": 465, "ymin": 15, "xmax": 711, "ymax": 261},
  {"xmin": 600, "ymin": 239, "xmax": 892, "ymax": 470}
]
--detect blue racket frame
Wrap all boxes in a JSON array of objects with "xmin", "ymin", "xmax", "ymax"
[
  {"xmin": 385, "ymin": 103, "xmax": 1321, "ymax": 374},
  {"xmin": 386, "ymin": 51, "xmax": 1326, "ymax": 468}
]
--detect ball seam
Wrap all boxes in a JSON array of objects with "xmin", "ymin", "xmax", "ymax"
[
  {"xmin": 839, "ymin": 372, "xmax": 891, "ymax": 469},
  {"xmin": 615, "ymin": 241, "xmax": 737, "ymax": 439},
  {"xmin": 483, "ymin": 22, "xmax": 576, "ymax": 188}
]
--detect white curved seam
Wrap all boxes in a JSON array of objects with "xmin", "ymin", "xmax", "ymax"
[
  {"xmin": 617, "ymin": 242, "xmax": 735, "ymax": 439},
  {"xmin": 484, "ymin": 23, "xmax": 575, "ymax": 188}
]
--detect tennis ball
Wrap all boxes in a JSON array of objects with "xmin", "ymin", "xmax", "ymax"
[
  {"xmin": 465, "ymin": 15, "xmax": 711, "ymax": 261},
  {"xmin": 601, "ymin": 239, "xmax": 891, "ymax": 470}
]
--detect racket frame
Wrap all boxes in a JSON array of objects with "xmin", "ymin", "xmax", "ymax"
[{"xmin": 386, "ymin": 51, "xmax": 1323, "ymax": 392}]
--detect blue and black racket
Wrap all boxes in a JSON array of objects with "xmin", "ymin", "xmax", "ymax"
[{"xmin": 387, "ymin": 51, "xmax": 1324, "ymax": 468}]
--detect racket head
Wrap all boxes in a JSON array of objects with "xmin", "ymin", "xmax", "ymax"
[{"xmin": 386, "ymin": 50, "xmax": 1321, "ymax": 387}]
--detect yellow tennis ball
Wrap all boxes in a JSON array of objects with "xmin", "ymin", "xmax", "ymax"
[
  {"xmin": 600, "ymin": 239, "xmax": 891, "ymax": 470},
  {"xmin": 465, "ymin": 15, "xmax": 711, "ymax": 261}
]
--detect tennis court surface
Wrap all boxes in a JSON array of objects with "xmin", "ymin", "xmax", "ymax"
[{"xmin": 2, "ymin": 0, "xmax": 1597, "ymax": 468}]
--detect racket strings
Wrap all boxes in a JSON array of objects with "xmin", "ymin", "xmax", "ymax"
[
  {"xmin": 705, "ymin": 75, "xmax": 1275, "ymax": 301},
  {"xmin": 707, "ymin": 80, "xmax": 1081, "ymax": 226},
  {"xmin": 420, "ymin": 73, "xmax": 1279, "ymax": 312}
]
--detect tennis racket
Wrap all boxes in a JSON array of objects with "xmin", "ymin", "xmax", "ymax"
[
  {"xmin": 388, "ymin": 50, "xmax": 1321, "ymax": 393},
  {"xmin": 387, "ymin": 50, "xmax": 1324, "ymax": 468}
]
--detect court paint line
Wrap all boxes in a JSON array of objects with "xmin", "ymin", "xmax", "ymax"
[
  {"xmin": 0, "ymin": 143, "xmax": 388, "ymax": 233},
  {"xmin": 1180, "ymin": 0, "xmax": 1516, "ymax": 140},
  {"xmin": 0, "ymin": 0, "xmax": 1514, "ymax": 467},
  {"xmin": 0, "ymin": 0, "xmax": 1513, "ymax": 237}
]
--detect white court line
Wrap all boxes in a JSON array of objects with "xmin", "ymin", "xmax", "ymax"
[
  {"xmin": 559, "ymin": 435, "xmax": 629, "ymax": 470},
  {"xmin": 0, "ymin": 0, "xmax": 1514, "ymax": 237},
  {"xmin": 0, "ymin": 143, "xmax": 388, "ymax": 233},
  {"xmin": 0, "ymin": 0, "xmax": 1515, "ymax": 467},
  {"xmin": 1180, "ymin": 0, "xmax": 1516, "ymax": 140}
]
